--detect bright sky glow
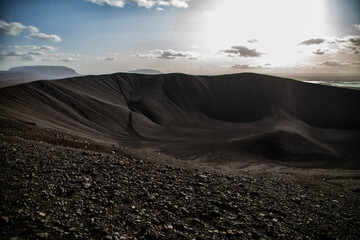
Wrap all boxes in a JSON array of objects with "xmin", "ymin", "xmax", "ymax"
[{"xmin": 0, "ymin": 0, "xmax": 359, "ymax": 75}]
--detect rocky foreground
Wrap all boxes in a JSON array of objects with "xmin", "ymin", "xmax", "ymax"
[{"xmin": 1, "ymin": 118, "xmax": 360, "ymax": 240}]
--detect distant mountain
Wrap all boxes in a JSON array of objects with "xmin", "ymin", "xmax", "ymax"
[
  {"xmin": 127, "ymin": 69, "xmax": 162, "ymax": 74},
  {"xmin": 0, "ymin": 65, "xmax": 79, "ymax": 88}
]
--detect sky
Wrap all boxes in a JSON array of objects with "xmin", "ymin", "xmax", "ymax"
[{"xmin": 0, "ymin": 0, "xmax": 359, "ymax": 75}]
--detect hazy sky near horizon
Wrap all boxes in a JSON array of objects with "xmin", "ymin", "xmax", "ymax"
[{"xmin": 0, "ymin": 0, "xmax": 359, "ymax": 75}]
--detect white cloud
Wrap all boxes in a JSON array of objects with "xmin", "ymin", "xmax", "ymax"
[
  {"xmin": 60, "ymin": 57, "xmax": 78, "ymax": 62},
  {"xmin": 0, "ymin": 19, "xmax": 61, "ymax": 42},
  {"xmin": 0, "ymin": 20, "xmax": 27, "ymax": 36},
  {"xmin": 135, "ymin": 49, "xmax": 199, "ymax": 60},
  {"xmin": 11, "ymin": 45, "xmax": 56, "ymax": 52},
  {"xmin": 230, "ymin": 64, "xmax": 262, "ymax": 69},
  {"xmin": 86, "ymin": 0, "xmax": 189, "ymax": 8},
  {"xmin": 355, "ymin": 24, "xmax": 360, "ymax": 31},
  {"xmin": 29, "ymin": 32, "xmax": 61, "ymax": 42},
  {"xmin": 0, "ymin": 44, "xmax": 79, "ymax": 62}
]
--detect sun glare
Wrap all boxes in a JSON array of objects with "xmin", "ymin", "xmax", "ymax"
[{"xmin": 201, "ymin": 0, "xmax": 331, "ymax": 66}]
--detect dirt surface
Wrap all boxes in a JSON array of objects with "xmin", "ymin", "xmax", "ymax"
[{"xmin": 1, "ymin": 118, "xmax": 360, "ymax": 240}]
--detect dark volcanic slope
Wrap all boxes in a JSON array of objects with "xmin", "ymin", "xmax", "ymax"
[{"xmin": 0, "ymin": 73, "xmax": 359, "ymax": 168}]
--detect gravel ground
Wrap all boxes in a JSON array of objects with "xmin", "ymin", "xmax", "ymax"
[{"xmin": 1, "ymin": 118, "xmax": 360, "ymax": 239}]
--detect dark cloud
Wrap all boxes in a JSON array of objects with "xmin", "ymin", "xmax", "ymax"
[
  {"xmin": 220, "ymin": 46, "xmax": 264, "ymax": 57},
  {"xmin": 335, "ymin": 36, "xmax": 360, "ymax": 54},
  {"xmin": 155, "ymin": 49, "xmax": 188, "ymax": 59},
  {"xmin": 312, "ymin": 49, "xmax": 327, "ymax": 55},
  {"xmin": 349, "ymin": 37, "xmax": 360, "ymax": 46},
  {"xmin": 299, "ymin": 38, "xmax": 325, "ymax": 45}
]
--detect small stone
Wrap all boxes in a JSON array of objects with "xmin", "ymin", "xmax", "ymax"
[
  {"xmin": 38, "ymin": 212, "xmax": 46, "ymax": 217},
  {"xmin": 2, "ymin": 216, "xmax": 9, "ymax": 223},
  {"xmin": 227, "ymin": 229, "xmax": 235, "ymax": 235},
  {"xmin": 105, "ymin": 235, "xmax": 113, "ymax": 240},
  {"xmin": 166, "ymin": 224, "xmax": 173, "ymax": 230},
  {"xmin": 37, "ymin": 232, "xmax": 49, "ymax": 238},
  {"xmin": 83, "ymin": 183, "xmax": 91, "ymax": 189}
]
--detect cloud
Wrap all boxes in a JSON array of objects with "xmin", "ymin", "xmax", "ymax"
[
  {"xmin": 335, "ymin": 35, "xmax": 360, "ymax": 54},
  {"xmin": 98, "ymin": 56, "xmax": 118, "ymax": 61},
  {"xmin": 0, "ymin": 20, "xmax": 27, "ymax": 36},
  {"xmin": 86, "ymin": 0, "xmax": 189, "ymax": 8},
  {"xmin": 135, "ymin": 53, "xmax": 152, "ymax": 58},
  {"xmin": 299, "ymin": 38, "xmax": 326, "ymax": 45},
  {"xmin": 60, "ymin": 57, "xmax": 78, "ymax": 62},
  {"xmin": 135, "ymin": 49, "xmax": 199, "ymax": 60},
  {"xmin": 0, "ymin": 19, "xmax": 61, "ymax": 42},
  {"xmin": 29, "ymin": 32, "xmax": 61, "ymax": 42},
  {"xmin": 28, "ymin": 51, "xmax": 43, "ymax": 56},
  {"xmin": 230, "ymin": 64, "xmax": 262, "ymax": 69},
  {"xmin": 220, "ymin": 46, "xmax": 264, "ymax": 57},
  {"xmin": 312, "ymin": 49, "xmax": 328, "ymax": 55},
  {"xmin": 0, "ymin": 44, "xmax": 79, "ymax": 62},
  {"xmin": 355, "ymin": 24, "xmax": 360, "ymax": 31},
  {"xmin": 21, "ymin": 55, "xmax": 37, "ymax": 61},
  {"xmin": 320, "ymin": 60, "xmax": 350, "ymax": 67},
  {"xmin": 348, "ymin": 37, "xmax": 360, "ymax": 46},
  {"xmin": 247, "ymin": 39, "xmax": 258, "ymax": 43},
  {"xmin": 11, "ymin": 45, "xmax": 56, "ymax": 52}
]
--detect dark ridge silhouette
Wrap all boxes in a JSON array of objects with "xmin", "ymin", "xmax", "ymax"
[{"xmin": 0, "ymin": 72, "xmax": 359, "ymax": 168}]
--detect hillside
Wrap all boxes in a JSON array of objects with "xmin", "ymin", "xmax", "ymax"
[{"xmin": 0, "ymin": 72, "xmax": 359, "ymax": 169}]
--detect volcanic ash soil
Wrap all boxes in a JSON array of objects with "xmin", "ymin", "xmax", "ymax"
[{"xmin": 1, "ymin": 118, "xmax": 360, "ymax": 239}]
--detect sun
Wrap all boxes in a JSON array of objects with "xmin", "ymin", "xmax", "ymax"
[{"xmin": 200, "ymin": 0, "xmax": 332, "ymax": 66}]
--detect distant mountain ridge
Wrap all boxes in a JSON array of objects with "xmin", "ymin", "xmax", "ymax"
[
  {"xmin": 127, "ymin": 69, "xmax": 162, "ymax": 74},
  {"xmin": 0, "ymin": 65, "xmax": 79, "ymax": 88}
]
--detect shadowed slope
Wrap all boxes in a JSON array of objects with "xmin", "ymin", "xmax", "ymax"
[{"xmin": 0, "ymin": 72, "xmax": 359, "ymax": 168}]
